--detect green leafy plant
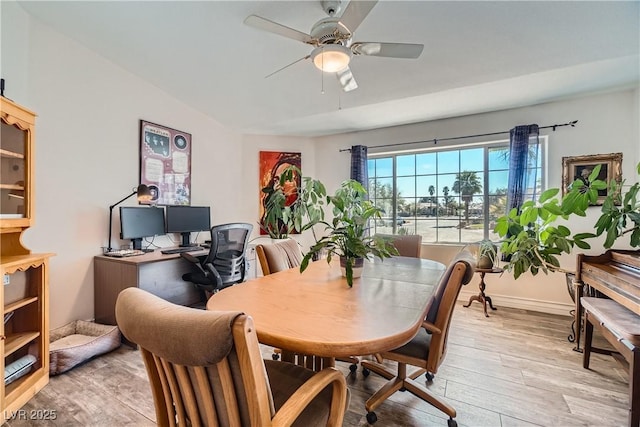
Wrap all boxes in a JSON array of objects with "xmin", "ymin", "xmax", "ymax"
[
  {"xmin": 593, "ymin": 162, "xmax": 640, "ymax": 248},
  {"xmin": 260, "ymin": 166, "xmax": 327, "ymax": 240},
  {"xmin": 496, "ymin": 162, "xmax": 640, "ymax": 279},
  {"xmin": 300, "ymin": 180, "xmax": 398, "ymax": 286},
  {"xmin": 476, "ymin": 239, "xmax": 497, "ymax": 269}
]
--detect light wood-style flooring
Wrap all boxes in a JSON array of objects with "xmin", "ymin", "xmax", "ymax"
[{"xmin": 4, "ymin": 302, "xmax": 629, "ymax": 426}]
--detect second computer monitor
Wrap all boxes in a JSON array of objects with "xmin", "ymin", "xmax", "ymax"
[{"xmin": 166, "ymin": 205, "xmax": 211, "ymax": 247}]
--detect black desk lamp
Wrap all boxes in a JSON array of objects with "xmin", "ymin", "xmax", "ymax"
[{"xmin": 106, "ymin": 184, "xmax": 152, "ymax": 252}]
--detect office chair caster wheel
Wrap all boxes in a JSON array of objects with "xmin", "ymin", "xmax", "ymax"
[
  {"xmin": 349, "ymin": 363, "xmax": 357, "ymax": 373},
  {"xmin": 362, "ymin": 367, "xmax": 370, "ymax": 377},
  {"xmin": 271, "ymin": 353, "xmax": 279, "ymax": 360},
  {"xmin": 447, "ymin": 417, "xmax": 458, "ymax": 427},
  {"xmin": 425, "ymin": 372, "xmax": 434, "ymax": 381},
  {"xmin": 366, "ymin": 411, "xmax": 377, "ymax": 424}
]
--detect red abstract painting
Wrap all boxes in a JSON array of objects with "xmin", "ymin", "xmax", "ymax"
[{"xmin": 259, "ymin": 151, "xmax": 301, "ymax": 235}]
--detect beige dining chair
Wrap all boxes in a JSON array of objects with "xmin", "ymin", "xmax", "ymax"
[
  {"xmin": 375, "ymin": 233, "xmax": 423, "ymax": 258},
  {"xmin": 360, "ymin": 250, "xmax": 475, "ymax": 427},
  {"xmin": 256, "ymin": 238, "xmax": 303, "ymax": 275},
  {"xmin": 116, "ymin": 287, "xmax": 349, "ymax": 427}
]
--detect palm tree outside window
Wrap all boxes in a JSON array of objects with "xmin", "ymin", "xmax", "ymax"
[{"xmin": 453, "ymin": 171, "xmax": 483, "ymax": 225}]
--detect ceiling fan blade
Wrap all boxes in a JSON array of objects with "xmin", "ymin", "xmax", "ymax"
[
  {"xmin": 244, "ymin": 15, "xmax": 314, "ymax": 44},
  {"xmin": 265, "ymin": 55, "xmax": 311, "ymax": 79},
  {"xmin": 336, "ymin": 66, "xmax": 358, "ymax": 92},
  {"xmin": 338, "ymin": 1, "xmax": 378, "ymax": 34},
  {"xmin": 351, "ymin": 42, "xmax": 424, "ymax": 59}
]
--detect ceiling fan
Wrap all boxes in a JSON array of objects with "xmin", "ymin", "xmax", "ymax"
[{"xmin": 244, "ymin": 0, "xmax": 424, "ymax": 92}]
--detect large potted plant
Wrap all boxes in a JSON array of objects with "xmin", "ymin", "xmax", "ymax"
[
  {"xmin": 300, "ymin": 179, "xmax": 398, "ymax": 286},
  {"xmin": 260, "ymin": 165, "xmax": 327, "ymax": 240},
  {"xmin": 495, "ymin": 162, "xmax": 640, "ymax": 279}
]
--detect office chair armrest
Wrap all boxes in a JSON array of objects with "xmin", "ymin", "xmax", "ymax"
[
  {"xmin": 271, "ymin": 367, "xmax": 348, "ymax": 427},
  {"xmin": 180, "ymin": 252, "xmax": 200, "ymax": 264},
  {"xmin": 203, "ymin": 262, "xmax": 223, "ymax": 288},
  {"xmin": 180, "ymin": 252, "xmax": 208, "ymax": 275},
  {"xmin": 422, "ymin": 321, "xmax": 442, "ymax": 335}
]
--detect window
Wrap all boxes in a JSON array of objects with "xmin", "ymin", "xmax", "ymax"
[{"xmin": 367, "ymin": 139, "xmax": 544, "ymax": 243}]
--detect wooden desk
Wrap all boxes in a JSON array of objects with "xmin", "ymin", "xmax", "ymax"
[
  {"xmin": 464, "ymin": 267, "xmax": 502, "ymax": 317},
  {"xmin": 206, "ymin": 256, "xmax": 445, "ymax": 358},
  {"xmin": 94, "ymin": 249, "xmax": 208, "ymax": 325}
]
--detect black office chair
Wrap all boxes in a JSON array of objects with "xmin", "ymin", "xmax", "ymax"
[{"xmin": 181, "ymin": 223, "xmax": 253, "ymax": 295}]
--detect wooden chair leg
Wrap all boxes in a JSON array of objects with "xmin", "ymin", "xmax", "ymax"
[
  {"xmin": 365, "ymin": 377, "xmax": 405, "ymax": 413},
  {"xmin": 404, "ymin": 378, "xmax": 456, "ymax": 419},
  {"xmin": 360, "ymin": 360, "xmax": 396, "ymax": 381},
  {"xmin": 583, "ymin": 314, "xmax": 593, "ymax": 370}
]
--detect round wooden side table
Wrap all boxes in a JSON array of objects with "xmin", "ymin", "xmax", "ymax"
[{"xmin": 463, "ymin": 267, "xmax": 503, "ymax": 317}]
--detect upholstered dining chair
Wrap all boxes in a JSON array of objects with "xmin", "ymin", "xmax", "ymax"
[
  {"xmin": 375, "ymin": 233, "xmax": 423, "ymax": 258},
  {"xmin": 116, "ymin": 287, "xmax": 348, "ymax": 427},
  {"xmin": 360, "ymin": 250, "xmax": 475, "ymax": 427},
  {"xmin": 256, "ymin": 238, "xmax": 303, "ymax": 276}
]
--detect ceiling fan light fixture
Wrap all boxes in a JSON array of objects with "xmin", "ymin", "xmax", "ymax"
[{"xmin": 311, "ymin": 45, "xmax": 351, "ymax": 73}]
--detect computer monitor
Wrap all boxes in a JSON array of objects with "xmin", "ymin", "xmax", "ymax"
[
  {"xmin": 119, "ymin": 206, "xmax": 166, "ymax": 250},
  {"xmin": 165, "ymin": 205, "xmax": 211, "ymax": 247}
]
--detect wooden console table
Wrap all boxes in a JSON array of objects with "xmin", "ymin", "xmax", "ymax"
[{"xmin": 464, "ymin": 267, "xmax": 502, "ymax": 317}]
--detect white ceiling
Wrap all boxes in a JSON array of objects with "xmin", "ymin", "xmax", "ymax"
[{"xmin": 18, "ymin": 1, "xmax": 640, "ymax": 137}]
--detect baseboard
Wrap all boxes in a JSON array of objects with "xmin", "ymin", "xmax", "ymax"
[{"xmin": 457, "ymin": 289, "xmax": 573, "ymax": 317}]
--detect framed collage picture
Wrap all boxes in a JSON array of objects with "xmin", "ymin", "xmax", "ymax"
[{"xmin": 139, "ymin": 120, "xmax": 191, "ymax": 205}]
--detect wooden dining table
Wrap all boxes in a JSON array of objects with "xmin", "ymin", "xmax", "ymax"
[{"xmin": 206, "ymin": 256, "xmax": 446, "ymax": 359}]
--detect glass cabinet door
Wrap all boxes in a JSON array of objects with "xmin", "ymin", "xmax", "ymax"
[{"xmin": 0, "ymin": 121, "xmax": 27, "ymax": 218}]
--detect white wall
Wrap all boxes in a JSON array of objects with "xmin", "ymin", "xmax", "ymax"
[
  {"xmin": 0, "ymin": 2, "xmax": 30, "ymax": 103},
  {"xmin": 3, "ymin": 6, "xmax": 252, "ymax": 327},
  {"xmin": 313, "ymin": 89, "xmax": 640, "ymax": 315}
]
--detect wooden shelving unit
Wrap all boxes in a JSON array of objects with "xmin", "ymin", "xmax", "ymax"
[{"xmin": 1, "ymin": 97, "xmax": 54, "ymax": 417}]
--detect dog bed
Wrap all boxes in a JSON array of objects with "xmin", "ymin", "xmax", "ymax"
[{"xmin": 49, "ymin": 320, "xmax": 121, "ymax": 375}]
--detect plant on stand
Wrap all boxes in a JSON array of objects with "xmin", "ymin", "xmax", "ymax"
[
  {"xmin": 300, "ymin": 179, "xmax": 398, "ymax": 287},
  {"xmin": 476, "ymin": 239, "xmax": 498, "ymax": 269}
]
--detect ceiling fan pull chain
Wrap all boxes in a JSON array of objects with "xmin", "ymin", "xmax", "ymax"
[{"xmin": 321, "ymin": 46, "xmax": 325, "ymax": 94}]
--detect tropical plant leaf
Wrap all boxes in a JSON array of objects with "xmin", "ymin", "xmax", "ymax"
[
  {"xmin": 574, "ymin": 239, "xmax": 591, "ymax": 250},
  {"xmin": 588, "ymin": 164, "xmax": 602, "ymax": 182},
  {"xmin": 520, "ymin": 207, "xmax": 539, "ymax": 226},
  {"xmin": 574, "ymin": 232, "xmax": 596, "ymax": 240},
  {"xmin": 539, "ymin": 188, "xmax": 559, "ymax": 203},
  {"xmin": 544, "ymin": 202, "xmax": 564, "ymax": 216},
  {"xmin": 557, "ymin": 225, "xmax": 571, "ymax": 237},
  {"xmin": 604, "ymin": 225, "xmax": 618, "ymax": 248}
]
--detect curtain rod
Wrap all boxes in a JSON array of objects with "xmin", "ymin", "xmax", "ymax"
[{"xmin": 338, "ymin": 120, "xmax": 578, "ymax": 152}]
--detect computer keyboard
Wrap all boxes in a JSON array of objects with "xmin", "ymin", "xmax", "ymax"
[
  {"xmin": 104, "ymin": 249, "xmax": 145, "ymax": 258},
  {"xmin": 161, "ymin": 246, "xmax": 204, "ymax": 255}
]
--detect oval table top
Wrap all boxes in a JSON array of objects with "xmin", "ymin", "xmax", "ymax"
[{"xmin": 206, "ymin": 256, "xmax": 445, "ymax": 358}]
